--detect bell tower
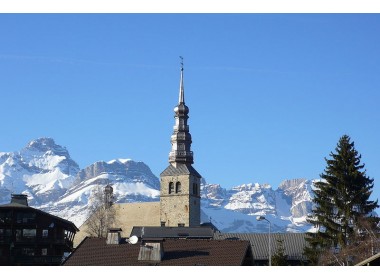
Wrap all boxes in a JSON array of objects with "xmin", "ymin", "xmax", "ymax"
[{"xmin": 160, "ymin": 58, "xmax": 202, "ymax": 227}]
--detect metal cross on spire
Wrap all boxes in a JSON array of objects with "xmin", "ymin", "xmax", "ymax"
[
  {"xmin": 179, "ymin": 56, "xmax": 185, "ymax": 104},
  {"xmin": 180, "ymin": 56, "xmax": 184, "ymax": 70}
]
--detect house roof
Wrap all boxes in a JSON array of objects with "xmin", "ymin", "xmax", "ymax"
[
  {"xmin": 355, "ymin": 252, "xmax": 380, "ymax": 266},
  {"xmin": 214, "ymin": 232, "xmax": 309, "ymax": 261},
  {"xmin": 63, "ymin": 237, "xmax": 252, "ymax": 266},
  {"xmin": 130, "ymin": 226, "xmax": 215, "ymax": 239},
  {"xmin": 0, "ymin": 202, "xmax": 79, "ymax": 232},
  {"xmin": 160, "ymin": 164, "xmax": 201, "ymax": 178}
]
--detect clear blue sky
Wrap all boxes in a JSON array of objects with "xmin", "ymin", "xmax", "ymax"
[{"xmin": 0, "ymin": 13, "xmax": 379, "ymax": 203}]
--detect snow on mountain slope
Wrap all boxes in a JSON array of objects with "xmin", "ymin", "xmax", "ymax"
[
  {"xmin": 277, "ymin": 179, "xmax": 314, "ymax": 226},
  {"xmin": 201, "ymin": 179, "xmax": 315, "ymax": 233},
  {"xmin": 224, "ymin": 183, "xmax": 276, "ymax": 216},
  {"xmin": 42, "ymin": 159, "xmax": 160, "ymax": 226},
  {"xmin": 0, "ymin": 138, "xmax": 79, "ymax": 206}
]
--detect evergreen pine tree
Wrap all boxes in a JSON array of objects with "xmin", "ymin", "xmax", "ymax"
[
  {"xmin": 272, "ymin": 238, "xmax": 288, "ymax": 266},
  {"xmin": 304, "ymin": 135, "xmax": 379, "ymax": 265}
]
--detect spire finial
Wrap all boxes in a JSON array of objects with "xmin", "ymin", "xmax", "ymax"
[
  {"xmin": 180, "ymin": 56, "xmax": 184, "ymax": 70},
  {"xmin": 179, "ymin": 56, "xmax": 185, "ymax": 104}
]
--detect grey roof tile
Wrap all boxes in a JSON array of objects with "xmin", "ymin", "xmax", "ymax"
[
  {"xmin": 160, "ymin": 164, "xmax": 202, "ymax": 178},
  {"xmin": 214, "ymin": 232, "xmax": 309, "ymax": 260}
]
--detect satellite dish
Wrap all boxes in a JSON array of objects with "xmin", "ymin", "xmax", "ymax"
[{"xmin": 129, "ymin": 235, "xmax": 138, "ymax": 245}]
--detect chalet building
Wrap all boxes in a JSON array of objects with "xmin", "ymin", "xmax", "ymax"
[
  {"xmin": 0, "ymin": 194, "xmax": 79, "ymax": 265},
  {"xmin": 63, "ymin": 228, "xmax": 253, "ymax": 266}
]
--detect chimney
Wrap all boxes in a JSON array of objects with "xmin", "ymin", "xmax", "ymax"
[
  {"xmin": 11, "ymin": 194, "xmax": 28, "ymax": 206},
  {"xmin": 138, "ymin": 238, "xmax": 164, "ymax": 262},
  {"xmin": 106, "ymin": 228, "xmax": 122, "ymax": 245}
]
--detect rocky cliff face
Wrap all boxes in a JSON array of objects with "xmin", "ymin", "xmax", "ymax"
[
  {"xmin": 0, "ymin": 138, "xmax": 79, "ymax": 206},
  {"xmin": 200, "ymin": 179, "xmax": 314, "ymax": 233}
]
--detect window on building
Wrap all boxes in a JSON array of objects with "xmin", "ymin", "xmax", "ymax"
[
  {"xmin": 16, "ymin": 229, "xmax": 22, "ymax": 241},
  {"xmin": 16, "ymin": 212, "xmax": 36, "ymax": 224},
  {"xmin": 178, "ymin": 223, "xmax": 185, "ymax": 227},
  {"xmin": 0, "ymin": 229, "xmax": 10, "ymax": 242},
  {"xmin": 42, "ymin": 229, "xmax": 49, "ymax": 238},
  {"xmin": 176, "ymin": 182, "xmax": 182, "ymax": 193},
  {"xmin": 41, "ymin": 248, "xmax": 48, "ymax": 256},
  {"xmin": 22, "ymin": 248, "xmax": 35, "ymax": 256},
  {"xmin": 23, "ymin": 229, "xmax": 37, "ymax": 239},
  {"xmin": 169, "ymin": 182, "xmax": 174, "ymax": 194},
  {"xmin": 161, "ymin": 221, "xmax": 166, "ymax": 227},
  {"xmin": 0, "ymin": 211, "xmax": 12, "ymax": 224}
]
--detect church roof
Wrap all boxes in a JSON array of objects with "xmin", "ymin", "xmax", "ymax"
[
  {"xmin": 160, "ymin": 164, "xmax": 201, "ymax": 178},
  {"xmin": 130, "ymin": 226, "xmax": 214, "ymax": 239}
]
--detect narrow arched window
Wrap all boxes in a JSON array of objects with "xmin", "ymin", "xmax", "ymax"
[
  {"xmin": 176, "ymin": 182, "xmax": 182, "ymax": 193},
  {"xmin": 169, "ymin": 182, "xmax": 174, "ymax": 194}
]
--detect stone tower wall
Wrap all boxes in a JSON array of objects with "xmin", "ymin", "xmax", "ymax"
[{"xmin": 160, "ymin": 173, "xmax": 200, "ymax": 227}]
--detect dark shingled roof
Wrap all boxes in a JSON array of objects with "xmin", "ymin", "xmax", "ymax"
[
  {"xmin": 130, "ymin": 226, "xmax": 214, "ymax": 239},
  {"xmin": 160, "ymin": 164, "xmax": 201, "ymax": 178},
  {"xmin": 0, "ymin": 202, "xmax": 79, "ymax": 232},
  {"xmin": 63, "ymin": 238, "xmax": 252, "ymax": 266},
  {"xmin": 214, "ymin": 232, "xmax": 309, "ymax": 261}
]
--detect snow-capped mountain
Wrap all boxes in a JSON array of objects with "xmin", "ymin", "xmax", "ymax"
[
  {"xmin": 0, "ymin": 138, "xmax": 316, "ymax": 232},
  {"xmin": 200, "ymin": 179, "xmax": 315, "ymax": 233},
  {"xmin": 0, "ymin": 138, "xmax": 79, "ymax": 206}
]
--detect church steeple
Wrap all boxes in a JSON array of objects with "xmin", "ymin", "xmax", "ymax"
[
  {"xmin": 169, "ymin": 58, "xmax": 194, "ymax": 166},
  {"xmin": 160, "ymin": 58, "xmax": 202, "ymax": 228}
]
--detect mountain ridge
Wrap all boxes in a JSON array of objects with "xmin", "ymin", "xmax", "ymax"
[{"xmin": 0, "ymin": 137, "xmax": 316, "ymax": 233}]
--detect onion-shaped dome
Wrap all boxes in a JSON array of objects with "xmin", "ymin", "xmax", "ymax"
[{"xmin": 174, "ymin": 103, "xmax": 189, "ymax": 114}]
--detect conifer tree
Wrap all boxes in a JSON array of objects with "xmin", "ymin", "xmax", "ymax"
[
  {"xmin": 305, "ymin": 135, "xmax": 379, "ymax": 265},
  {"xmin": 272, "ymin": 238, "xmax": 288, "ymax": 266}
]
